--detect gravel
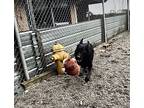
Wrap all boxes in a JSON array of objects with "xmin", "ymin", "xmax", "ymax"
[{"xmin": 15, "ymin": 32, "xmax": 130, "ymax": 108}]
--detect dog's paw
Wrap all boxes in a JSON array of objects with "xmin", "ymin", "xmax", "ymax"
[
  {"xmin": 85, "ymin": 77, "xmax": 90, "ymax": 83},
  {"xmin": 79, "ymin": 72, "xmax": 83, "ymax": 76}
]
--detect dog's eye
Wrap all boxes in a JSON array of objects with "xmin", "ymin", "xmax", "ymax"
[
  {"xmin": 77, "ymin": 55, "xmax": 80, "ymax": 58},
  {"xmin": 77, "ymin": 53, "xmax": 81, "ymax": 57}
]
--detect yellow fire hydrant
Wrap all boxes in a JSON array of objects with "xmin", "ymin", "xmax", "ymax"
[{"xmin": 51, "ymin": 42, "xmax": 70, "ymax": 75}]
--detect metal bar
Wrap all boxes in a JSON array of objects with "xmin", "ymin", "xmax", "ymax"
[
  {"xmin": 51, "ymin": 7, "xmax": 56, "ymax": 27},
  {"xmin": 127, "ymin": 0, "xmax": 130, "ymax": 32},
  {"xmin": 27, "ymin": 0, "xmax": 48, "ymax": 73},
  {"xmin": 30, "ymin": 33, "xmax": 40, "ymax": 74},
  {"xmin": 50, "ymin": 1, "xmax": 55, "ymax": 27},
  {"xmin": 35, "ymin": 31, "xmax": 48, "ymax": 72},
  {"xmin": 26, "ymin": 0, "xmax": 40, "ymax": 73},
  {"xmin": 26, "ymin": 0, "xmax": 37, "ymax": 31},
  {"xmin": 102, "ymin": 0, "xmax": 107, "ymax": 43},
  {"xmin": 15, "ymin": 18, "xmax": 30, "ymax": 80}
]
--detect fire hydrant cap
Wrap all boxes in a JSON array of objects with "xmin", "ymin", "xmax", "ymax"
[{"xmin": 52, "ymin": 43, "xmax": 64, "ymax": 52}]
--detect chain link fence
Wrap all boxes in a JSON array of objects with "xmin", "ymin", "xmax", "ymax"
[
  {"xmin": 15, "ymin": 0, "xmax": 118, "ymax": 32},
  {"xmin": 14, "ymin": 0, "xmax": 129, "ymax": 93}
]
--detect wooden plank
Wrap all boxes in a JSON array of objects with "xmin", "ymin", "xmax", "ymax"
[{"xmin": 21, "ymin": 71, "xmax": 51, "ymax": 89}]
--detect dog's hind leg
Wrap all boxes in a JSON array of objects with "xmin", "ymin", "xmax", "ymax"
[{"xmin": 85, "ymin": 65, "xmax": 92, "ymax": 82}]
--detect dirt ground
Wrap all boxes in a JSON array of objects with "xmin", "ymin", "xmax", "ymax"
[{"xmin": 15, "ymin": 32, "xmax": 130, "ymax": 108}]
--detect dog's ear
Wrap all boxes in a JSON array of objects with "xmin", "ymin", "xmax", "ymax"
[
  {"xmin": 80, "ymin": 38, "xmax": 83, "ymax": 44},
  {"xmin": 87, "ymin": 41, "xmax": 90, "ymax": 44},
  {"xmin": 87, "ymin": 41, "xmax": 90, "ymax": 47},
  {"xmin": 86, "ymin": 41, "xmax": 92, "ymax": 52}
]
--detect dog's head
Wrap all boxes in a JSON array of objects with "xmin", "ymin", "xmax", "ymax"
[{"xmin": 74, "ymin": 38, "xmax": 91, "ymax": 64}]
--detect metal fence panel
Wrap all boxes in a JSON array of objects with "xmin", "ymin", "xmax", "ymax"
[{"xmin": 106, "ymin": 14, "xmax": 127, "ymax": 38}]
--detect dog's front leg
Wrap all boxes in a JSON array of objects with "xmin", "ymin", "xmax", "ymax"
[{"xmin": 79, "ymin": 68, "xmax": 85, "ymax": 77}]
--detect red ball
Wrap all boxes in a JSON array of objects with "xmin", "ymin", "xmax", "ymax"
[{"xmin": 64, "ymin": 58, "xmax": 80, "ymax": 76}]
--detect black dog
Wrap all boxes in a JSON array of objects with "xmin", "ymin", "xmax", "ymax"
[{"xmin": 74, "ymin": 38, "xmax": 94, "ymax": 82}]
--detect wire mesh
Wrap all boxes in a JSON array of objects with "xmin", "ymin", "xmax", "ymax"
[
  {"xmin": 15, "ymin": 0, "xmax": 108, "ymax": 32},
  {"xmin": 14, "ymin": 0, "xmax": 128, "ymax": 32}
]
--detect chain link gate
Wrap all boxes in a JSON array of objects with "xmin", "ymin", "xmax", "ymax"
[{"xmin": 14, "ymin": 0, "xmax": 129, "ymax": 88}]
